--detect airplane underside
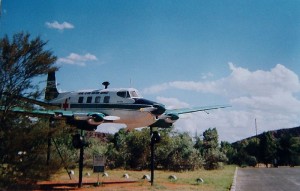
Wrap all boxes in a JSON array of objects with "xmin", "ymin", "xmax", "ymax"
[{"xmin": 66, "ymin": 108, "xmax": 157, "ymax": 131}]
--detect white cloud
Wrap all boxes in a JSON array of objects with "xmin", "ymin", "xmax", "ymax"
[
  {"xmin": 156, "ymin": 96, "xmax": 189, "ymax": 109},
  {"xmin": 143, "ymin": 83, "xmax": 170, "ymax": 94},
  {"xmin": 231, "ymin": 92, "xmax": 300, "ymax": 113},
  {"xmin": 226, "ymin": 63, "xmax": 300, "ymax": 97},
  {"xmin": 57, "ymin": 53, "xmax": 98, "ymax": 66},
  {"xmin": 147, "ymin": 64, "xmax": 300, "ymax": 142},
  {"xmin": 201, "ymin": 72, "xmax": 214, "ymax": 79},
  {"xmin": 144, "ymin": 63, "xmax": 300, "ymax": 97},
  {"xmin": 45, "ymin": 21, "xmax": 74, "ymax": 31},
  {"xmin": 143, "ymin": 80, "xmax": 220, "ymax": 95}
]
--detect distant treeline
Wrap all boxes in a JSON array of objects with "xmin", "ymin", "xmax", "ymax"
[
  {"xmin": 85, "ymin": 127, "xmax": 227, "ymax": 171},
  {"xmin": 225, "ymin": 126, "xmax": 300, "ymax": 167}
]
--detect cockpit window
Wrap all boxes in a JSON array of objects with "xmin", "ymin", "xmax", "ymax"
[
  {"xmin": 130, "ymin": 91, "xmax": 140, "ymax": 98},
  {"xmin": 117, "ymin": 91, "xmax": 129, "ymax": 98},
  {"xmin": 117, "ymin": 90, "xmax": 141, "ymax": 98}
]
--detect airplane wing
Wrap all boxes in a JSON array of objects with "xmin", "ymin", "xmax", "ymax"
[
  {"xmin": 8, "ymin": 107, "xmax": 73, "ymax": 117},
  {"xmin": 165, "ymin": 105, "xmax": 231, "ymax": 115},
  {"xmin": 151, "ymin": 105, "xmax": 231, "ymax": 128},
  {"xmin": 4, "ymin": 107, "xmax": 120, "ymax": 131}
]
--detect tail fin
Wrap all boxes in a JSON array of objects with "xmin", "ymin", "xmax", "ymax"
[{"xmin": 45, "ymin": 71, "xmax": 59, "ymax": 101}]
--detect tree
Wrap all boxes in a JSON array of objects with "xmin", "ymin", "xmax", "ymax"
[
  {"xmin": 202, "ymin": 128, "xmax": 219, "ymax": 150},
  {"xmin": 289, "ymin": 137, "xmax": 300, "ymax": 166},
  {"xmin": 194, "ymin": 134, "xmax": 204, "ymax": 155},
  {"xmin": 164, "ymin": 132, "xmax": 203, "ymax": 170},
  {"xmin": 153, "ymin": 128, "xmax": 174, "ymax": 169},
  {"xmin": 0, "ymin": 32, "xmax": 57, "ymax": 187},
  {"xmin": 231, "ymin": 140, "xmax": 249, "ymax": 166},
  {"xmin": 0, "ymin": 32, "xmax": 57, "ymax": 124},
  {"xmin": 106, "ymin": 128, "xmax": 204, "ymax": 171},
  {"xmin": 220, "ymin": 141, "xmax": 237, "ymax": 164},
  {"xmin": 277, "ymin": 133, "xmax": 292, "ymax": 166},
  {"xmin": 83, "ymin": 135, "xmax": 112, "ymax": 168},
  {"xmin": 126, "ymin": 128, "xmax": 151, "ymax": 169},
  {"xmin": 202, "ymin": 128, "xmax": 227, "ymax": 170},
  {"xmin": 109, "ymin": 129, "xmax": 131, "ymax": 168},
  {"xmin": 259, "ymin": 132, "xmax": 277, "ymax": 167}
]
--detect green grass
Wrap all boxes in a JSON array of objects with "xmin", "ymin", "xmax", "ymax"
[
  {"xmin": 48, "ymin": 165, "xmax": 236, "ymax": 191},
  {"xmin": 152, "ymin": 165, "xmax": 236, "ymax": 191}
]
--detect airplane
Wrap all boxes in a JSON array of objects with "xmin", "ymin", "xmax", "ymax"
[{"xmin": 3, "ymin": 71, "xmax": 230, "ymax": 131}]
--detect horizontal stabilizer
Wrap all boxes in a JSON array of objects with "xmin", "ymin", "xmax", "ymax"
[{"xmin": 2, "ymin": 93, "xmax": 60, "ymax": 108}]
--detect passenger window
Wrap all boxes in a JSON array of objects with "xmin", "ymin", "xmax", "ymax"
[
  {"xmin": 117, "ymin": 91, "xmax": 129, "ymax": 98},
  {"xmin": 103, "ymin": 96, "xmax": 110, "ymax": 103},
  {"xmin": 87, "ymin": 96, "xmax": 92, "ymax": 103},
  {"xmin": 95, "ymin": 96, "xmax": 101, "ymax": 103},
  {"xmin": 78, "ymin": 97, "xmax": 84, "ymax": 103}
]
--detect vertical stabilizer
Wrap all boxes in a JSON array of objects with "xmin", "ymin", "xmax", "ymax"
[{"xmin": 45, "ymin": 71, "xmax": 59, "ymax": 101}]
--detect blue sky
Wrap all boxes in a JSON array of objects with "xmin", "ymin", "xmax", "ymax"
[{"xmin": 1, "ymin": 0, "xmax": 300, "ymax": 142}]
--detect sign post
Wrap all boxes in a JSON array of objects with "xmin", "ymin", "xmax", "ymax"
[
  {"xmin": 93, "ymin": 155, "xmax": 106, "ymax": 186},
  {"xmin": 150, "ymin": 127, "xmax": 161, "ymax": 186}
]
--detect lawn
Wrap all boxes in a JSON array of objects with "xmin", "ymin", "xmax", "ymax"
[{"xmin": 38, "ymin": 165, "xmax": 236, "ymax": 191}]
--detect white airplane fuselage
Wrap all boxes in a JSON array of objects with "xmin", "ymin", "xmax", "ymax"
[
  {"xmin": 38, "ymin": 72, "xmax": 229, "ymax": 131},
  {"xmin": 48, "ymin": 88, "xmax": 163, "ymax": 130},
  {"xmin": 0, "ymin": 72, "xmax": 229, "ymax": 132}
]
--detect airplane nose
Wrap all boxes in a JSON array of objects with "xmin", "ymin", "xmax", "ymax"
[{"xmin": 151, "ymin": 104, "xmax": 166, "ymax": 116}]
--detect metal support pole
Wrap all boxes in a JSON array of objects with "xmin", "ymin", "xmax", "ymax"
[
  {"xmin": 150, "ymin": 127, "xmax": 154, "ymax": 186},
  {"xmin": 46, "ymin": 132, "xmax": 51, "ymax": 166},
  {"xmin": 78, "ymin": 129, "xmax": 84, "ymax": 188}
]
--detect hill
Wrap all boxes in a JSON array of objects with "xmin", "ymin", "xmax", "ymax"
[
  {"xmin": 232, "ymin": 126, "xmax": 300, "ymax": 145},
  {"xmin": 228, "ymin": 126, "xmax": 300, "ymax": 167}
]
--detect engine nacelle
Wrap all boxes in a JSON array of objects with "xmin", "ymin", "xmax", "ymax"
[
  {"xmin": 150, "ymin": 113, "xmax": 180, "ymax": 128},
  {"xmin": 150, "ymin": 119, "xmax": 173, "ymax": 128},
  {"xmin": 151, "ymin": 104, "xmax": 166, "ymax": 116},
  {"xmin": 162, "ymin": 113, "xmax": 179, "ymax": 123},
  {"xmin": 87, "ymin": 113, "xmax": 105, "ymax": 126}
]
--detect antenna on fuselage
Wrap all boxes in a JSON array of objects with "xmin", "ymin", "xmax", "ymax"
[{"xmin": 102, "ymin": 81, "xmax": 110, "ymax": 89}]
